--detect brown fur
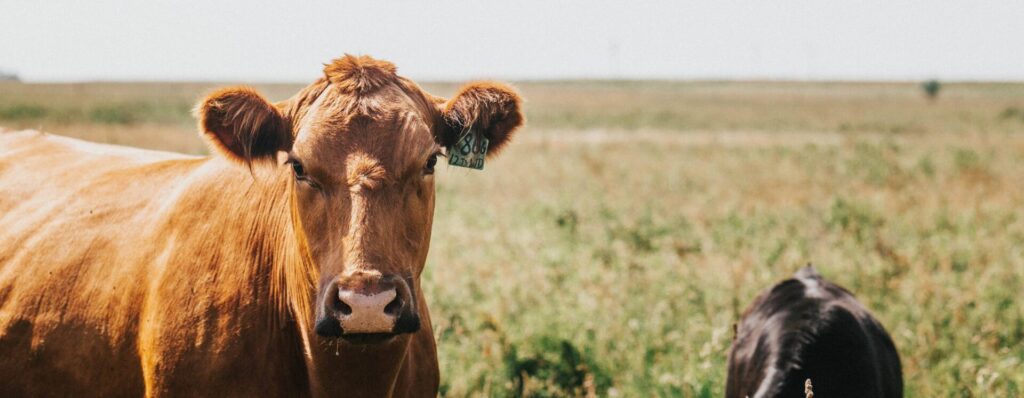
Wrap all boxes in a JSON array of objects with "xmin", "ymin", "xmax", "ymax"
[
  {"xmin": 324, "ymin": 54, "xmax": 400, "ymax": 95},
  {"xmin": 439, "ymin": 81, "xmax": 524, "ymax": 156},
  {"xmin": 196, "ymin": 87, "xmax": 291, "ymax": 163},
  {"xmin": 0, "ymin": 55, "xmax": 523, "ymax": 397}
]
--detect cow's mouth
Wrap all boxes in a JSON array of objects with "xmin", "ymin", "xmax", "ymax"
[
  {"xmin": 314, "ymin": 312, "xmax": 421, "ymax": 343},
  {"xmin": 340, "ymin": 333, "xmax": 398, "ymax": 345}
]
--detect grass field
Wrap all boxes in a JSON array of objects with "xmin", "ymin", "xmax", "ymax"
[{"xmin": 3, "ymin": 81, "xmax": 1024, "ymax": 396}]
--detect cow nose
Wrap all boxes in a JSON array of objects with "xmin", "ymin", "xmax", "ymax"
[
  {"xmin": 316, "ymin": 272, "xmax": 417, "ymax": 338},
  {"xmin": 335, "ymin": 287, "xmax": 401, "ymax": 333}
]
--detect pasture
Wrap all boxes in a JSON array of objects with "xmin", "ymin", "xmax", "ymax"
[{"xmin": 2, "ymin": 81, "xmax": 1023, "ymax": 396}]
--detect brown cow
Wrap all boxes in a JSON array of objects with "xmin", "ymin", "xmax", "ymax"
[
  {"xmin": 726, "ymin": 266, "xmax": 903, "ymax": 398},
  {"xmin": 0, "ymin": 54, "xmax": 523, "ymax": 397}
]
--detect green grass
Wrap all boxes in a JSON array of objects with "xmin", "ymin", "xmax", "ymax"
[{"xmin": 3, "ymin": 81, "xmax": 1023, "ymax": 396}]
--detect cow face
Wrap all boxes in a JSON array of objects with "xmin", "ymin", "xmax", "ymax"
[{"xmin": 195, "ymin": 55, "xmax": 522, "ymax": 344}]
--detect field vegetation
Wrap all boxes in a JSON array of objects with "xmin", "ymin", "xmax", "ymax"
[{"xmin": 2, "ymin": 80, "xmax": 1023, "ymax": 396}]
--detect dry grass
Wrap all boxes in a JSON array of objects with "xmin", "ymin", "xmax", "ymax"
[{"xmin": 2, "ymin": 81, "xmax": 1023, "ymax": 397}]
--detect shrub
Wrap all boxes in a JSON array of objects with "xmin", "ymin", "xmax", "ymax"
[{"xmin": 922, "ymin": 80, "xmax": 941, "ymax": 100}]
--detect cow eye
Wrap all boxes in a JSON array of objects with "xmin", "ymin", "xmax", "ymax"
[
  {"xmin": 289, "ymin": 159, "xmax": 306, "ymax": 178},
  {"xmin": 424, "ymin": 153, "xmax": 438, "ymax": 175},
  {"xmin": 288, "ymin": 158, "xmax": 320, "ymax": 189}
]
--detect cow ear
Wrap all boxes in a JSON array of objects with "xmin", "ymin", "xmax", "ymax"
[
  {"xmin": 437, "ymin": 82, "xmax": 524, "ymax": 157},
  {"xmin": 196, "ymin": 87, "xmax": 292, "ymax": 164}
]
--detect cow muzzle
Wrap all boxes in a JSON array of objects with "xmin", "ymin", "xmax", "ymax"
[{"xmin": 314, "ymin": 271, "xmax": 420, "ymax": 343}]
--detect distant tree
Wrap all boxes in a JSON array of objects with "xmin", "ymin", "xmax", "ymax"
[{"xmin": 921, "ymin": 79, "xmax": 941, "ymax": 100}]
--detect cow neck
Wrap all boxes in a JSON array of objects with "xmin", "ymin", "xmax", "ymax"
[{"xmin": 216, "ymin": 167, "xmax": 313, "ymax": 338}]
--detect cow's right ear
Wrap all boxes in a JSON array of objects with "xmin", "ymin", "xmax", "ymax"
[{"xmin": 196, "ymin": 87, "xmax": 292, "ymax": 164}]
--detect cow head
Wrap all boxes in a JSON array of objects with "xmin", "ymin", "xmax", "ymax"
[{"xmin": 195, "ymin": 55, "xmax": 523, "ymax": 344}]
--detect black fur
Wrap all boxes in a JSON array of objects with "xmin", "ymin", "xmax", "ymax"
[{"xmin": 726, "ymin": 266, "xmax": 903, "ymax": 398}]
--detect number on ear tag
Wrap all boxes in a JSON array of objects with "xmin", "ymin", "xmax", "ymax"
[{"xmin": 448, "ymin": 131, "xmax": 488, "ymax": 170}]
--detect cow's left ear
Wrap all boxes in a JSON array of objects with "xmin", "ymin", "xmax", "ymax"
[
  {"xmin": 196, "ymin": 87, "xmax": 292, "ymax": 164},
  {"xmin": 437, "ymin": 82, "xmax": 524, "ymax": 157}
]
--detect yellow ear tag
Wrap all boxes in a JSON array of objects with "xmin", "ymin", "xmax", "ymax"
[{"xmin": 448, "ymin": 131, "xmax": 488, "ymax": 170}]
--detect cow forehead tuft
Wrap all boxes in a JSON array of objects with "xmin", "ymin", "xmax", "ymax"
[
  {"xmin": 346, "ymin": 153, "xmax": 388, "ymax": 191},
  {"xmin": 323, "ymin": 54, "xmax": 399, "ymax": 95}
]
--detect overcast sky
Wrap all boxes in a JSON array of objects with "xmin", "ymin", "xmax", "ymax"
[{"xmin": 2, "ymin": 1, "xmax": 1022, "ymax": 82}]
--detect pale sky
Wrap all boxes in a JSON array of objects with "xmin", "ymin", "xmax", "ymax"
[{"xmin": 2, "ymin": 1, "xmax": 1022, "ymax": 82}]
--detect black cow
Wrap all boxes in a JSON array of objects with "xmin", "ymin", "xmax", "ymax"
[{"xmin": 726, "ymin": 266, "xmax": 903, "ymax": 398}]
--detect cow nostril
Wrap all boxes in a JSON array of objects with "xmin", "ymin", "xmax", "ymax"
[
  {"xmin": 335, "ymin": 296, "xmax": 353, "ymax": 315},
  {"xmin": 383, "ymin": 296, "xmax": 403, "ymax": 316}
]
